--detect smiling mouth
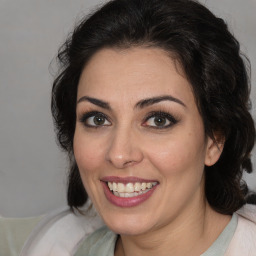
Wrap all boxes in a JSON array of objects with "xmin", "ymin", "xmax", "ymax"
[{"xmin": 106, "ymin": 181, "xmax": 158, "ymax": 198}]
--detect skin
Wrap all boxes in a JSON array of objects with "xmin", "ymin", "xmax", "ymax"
[{"xmin": 73, "ymin": 47, "xmax": 230, "ymax": 256}]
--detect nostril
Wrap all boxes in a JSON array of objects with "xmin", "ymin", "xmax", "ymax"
[{"xmin": 124, "ymin": 160, "xmax": 135, "ymax": 166}]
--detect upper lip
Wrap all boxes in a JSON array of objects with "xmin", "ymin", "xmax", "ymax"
[{"xmin": 101, "ymin": 176, "xmax": 159, "ymax": 184}]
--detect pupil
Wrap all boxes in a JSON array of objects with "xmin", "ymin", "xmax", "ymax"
[
  {"xmin": 94, "ymin": 115, "xmax": 105, "ymax": 125},
  {"xmin": 154, "ymin": 117, "xmax": 166, "ymax": 126}
]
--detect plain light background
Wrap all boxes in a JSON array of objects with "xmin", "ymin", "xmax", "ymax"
[{"xmin": 0, "ymin": 0, "xmax": 255, "ymax": 217}]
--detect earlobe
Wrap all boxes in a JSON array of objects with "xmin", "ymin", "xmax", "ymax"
[{"xmin": 204, "ymin": 135, "xmax": 225, "ymax": 166}]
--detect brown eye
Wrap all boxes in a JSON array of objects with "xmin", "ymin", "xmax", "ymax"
[
  {"xmin": 80, "ymin": 112, "xmax": 111, "ymax": 127},
  {"xmin": 93, "ymin": 115, "xmax": 106, "ymax": 126},
  {"xmin": 146, "ymin": 115, "xmax": 170, "ymax": 127},
  {"xmin": 153, "ymin": 116, "xmax": 167, "ymax": 127},
  {"xmin": 143, "ymin": 111, "xmax": 177, "ymax": 129}
]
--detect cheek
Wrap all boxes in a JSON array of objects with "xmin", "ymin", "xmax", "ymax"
[
  {"xmin": 73, "ymin": 130, "xmax": 104, "ymax": 176},
  {"xmin": 144, "ymin": 132, "xmax": 206, "ymax": 177},
  {"xmin": 73, "ymin": 130, "xmax": 107, "ymax": 202},
  {"xmin": 146, "ymin": 144, "xmax": 188, "ymax": 175}
]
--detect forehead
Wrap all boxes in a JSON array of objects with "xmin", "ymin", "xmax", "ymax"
[{"xmin": 77, "ymin": 47, "xmax": 194, "ymax": 106}]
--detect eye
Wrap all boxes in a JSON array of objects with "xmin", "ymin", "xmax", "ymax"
[
  {"xmin": 79, "ymin": 111, "xmax": 111, "ymax": 127},
  {"xmin": 143, "ymin": 111, "xmax": 177, "ymax": 129}
]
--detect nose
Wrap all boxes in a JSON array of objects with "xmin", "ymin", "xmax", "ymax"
[{"xmin": 105, "ymin": 126, "xmax": 144, "ymax": 169}]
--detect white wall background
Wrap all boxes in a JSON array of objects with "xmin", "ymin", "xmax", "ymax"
[{"xmin": 0, "ymin": 0, "xmax": 255, "ymax": 217}]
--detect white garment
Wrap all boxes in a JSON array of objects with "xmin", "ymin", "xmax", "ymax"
[
  {"xmin": 20, "ymin": 205, "xmax": 104, "ymax": 256},
  {"xmin": 20, "ymin": 204, "xmax": 256, "ymax": 256},
  {"xmin": 225, "ymin": 204, "xmax": 256, "ymax": 255}
]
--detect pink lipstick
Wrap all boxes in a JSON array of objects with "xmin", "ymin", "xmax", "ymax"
[{"xmin": 101, "ymin": 176, "xmax": 159, "ymax": 208}]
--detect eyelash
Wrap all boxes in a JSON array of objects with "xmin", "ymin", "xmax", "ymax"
[
  {"xmin": 78, "ymin": 110, "xmax": 178, "ymax": 129},
  {"xmin": 142, "ymin": 111, "xmax": 178, "ymax": 129},
  {"xmin": 79, "ymin": 111, "xmax": 111, "ymax": 128}
]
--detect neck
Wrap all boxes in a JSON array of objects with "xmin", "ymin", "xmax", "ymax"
[{"xmin": 115, "ymin": 198, "xmax": 231, "ymax": 256}]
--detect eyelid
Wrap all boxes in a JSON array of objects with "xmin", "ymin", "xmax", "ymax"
[
  {"xmin": 142, "ymin": 111, "xmax": 178, "ymax": 129},
  {"xmin": 78, "ymin": 110, "xmax": 179, "ymax": 129},
  {"xmin": 78, "ymin": 111, "xmax": 112, "ymax": 127}
]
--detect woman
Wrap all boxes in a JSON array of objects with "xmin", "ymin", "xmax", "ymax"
[{"xmin": 21, "ymin": 0, "xmax": 256, "ymax": 255}]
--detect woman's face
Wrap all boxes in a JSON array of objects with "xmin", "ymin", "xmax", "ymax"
[{"xmin": 74, "ymin": 47, "xmax": 221, "ymax": 235}]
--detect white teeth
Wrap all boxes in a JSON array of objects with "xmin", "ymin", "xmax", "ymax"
[
  {"xmin": 108, "ymin": 182, "xmax": 113, "ymax": 191},
  {"xmin": 126, "ymin": 183, "xmax": 134, "ymax": 193},
  {"xmin": 113, "ymin": 182, "xmax": 118, "ymax": 192},
  {"xmin": 146, "ymin": 183, "xmax": 153, "ymax": 189},
  {"xmin": 117, "ymin": 183, "xmax": 125, "ymax": 192},
  {"xmin": 141, "ymin": 183, "xmax": 146, "ymax": 190},
  {"xmin": 113, "ymin": 189, "xmax": 151, "ymax": 198},
  {"xmin": 134, "ymin": 182, "xmax": 141, "ymax": 192},
  {"xmin": 107, "ymin": 181, "xmax": 157, "ymax": 196}
]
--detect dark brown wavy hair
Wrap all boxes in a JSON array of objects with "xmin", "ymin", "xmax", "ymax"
[{"xmin": 51, "ymin": 0, "xmax": 255, "ymax": 215}]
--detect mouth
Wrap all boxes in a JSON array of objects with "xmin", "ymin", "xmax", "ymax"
[
  {"xmin": 107, "ymin": 181, "xmax": 158, "ymax": 198},
  {"xmin": 101, "ymin": 177, "xmax": 159, "ymax": 207}
]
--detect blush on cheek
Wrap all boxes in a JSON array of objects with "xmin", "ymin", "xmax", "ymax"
[
  {"xmin": 147, "ymin": 150, "xmax": 181, "ymax": 175},
  {"xmin": 74, "ymin": 135, "xmax": 95, "ymax": 163},
  {"xmin": 147, "ymin": 141, "xmax": 204, "ymax": 177},
  {"xmin": 74, "ymin": 148, "xmax": 105, "ymax": 180}
]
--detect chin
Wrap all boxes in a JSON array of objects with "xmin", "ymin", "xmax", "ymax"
[{"xmin": 101, "ymin": 211, "xmax": 155, "ymax": 236}]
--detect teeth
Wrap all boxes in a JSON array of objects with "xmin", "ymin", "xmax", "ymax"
[
  {"xmin": 107, "ymin": 181, "xmax": 157, "ymax": 195},
  {"xmin": 134, "ymin": 182, "xmax": 141, "ymax": 192},
  {"xmin": 117, "ymin": 183, "xmax": 125, "ymax": 192},
  {"xmin": 113, "ymin": 182, "xmax": 117, "ymax": 192},
  {"xmin": 147, "ymin": 182, "xmax": 153, "ymax": 189},
  {"xmin": 113, "ymin": 189, "xmax": 151, "ymax": 198},
  {"xmin": 126, "ymin": 183, "xmax": 134, "ymax": 193},
  {"xmin": 108, "ymin": 182, "xmax": 113, "ymax": 191}
]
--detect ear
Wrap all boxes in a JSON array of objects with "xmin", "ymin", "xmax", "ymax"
[{"xmin": 204, "ymin": 133, "xmax": 225, "ymax": 166}]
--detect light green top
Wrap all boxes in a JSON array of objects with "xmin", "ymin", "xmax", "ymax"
[
  {"xmin": 0, "ymin": 213, "xmax": 237, "ymax": 256},
  {"xmin": 0, "ymin": 216, "xmax": 43, "ymax": 256},
  {"xmin": 75, "ymin": 213, "xmax": 238, "ymax": 256}
]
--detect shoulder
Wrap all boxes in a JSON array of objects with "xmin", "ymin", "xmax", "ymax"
[
  {"xmin": 20, "ymin": 206, "xmax": 104, "ymax": 256},
  {"xmin": 0, "ymin": 215, "xmax": 43, "ymax": 256},
  {"xmin": 75, "ymin": 226, "xmax": 117, "ymax": 256},
  {"xmin": 225, "ymin": 204, "xmax": 256, "ymax": 256}
]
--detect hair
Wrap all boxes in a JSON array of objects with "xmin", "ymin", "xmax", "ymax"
[{"xmin": 51, "ymin": 0, "xmax": 255, "ymax": 215}]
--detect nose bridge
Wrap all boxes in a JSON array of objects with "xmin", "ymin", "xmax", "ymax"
[{"xmin": 105, "ymin": 123, "xmax": 143, "ymax": 168}]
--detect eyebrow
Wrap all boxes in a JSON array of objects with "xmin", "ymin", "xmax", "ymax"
[
  {"xmin": 77, "ymin": 96, "xmax": 111, "ymax": 110},
  {"xmin": 135, "ymin": 95, "xmax": 186, "ymax": 109},
  {"xmin": 77, "ymin": 94, "xmax": 186, "ymax": 110}
]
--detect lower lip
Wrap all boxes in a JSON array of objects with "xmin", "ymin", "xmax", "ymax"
[{"xmin": 101, "ymin": 182, "xmax": 158, "ymax": 208}]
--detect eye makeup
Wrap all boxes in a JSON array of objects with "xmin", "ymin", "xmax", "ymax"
[
  {"xmin": 78, "ymin": 111, "xmax": 111, "ymax": 128},
  {"xmin": 77, "ymin": 107, "xmax": 180, "ymax": 130},
  {"xmin": 142, "ymin": 111, "xmax": 179, "ymax": 130}
]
